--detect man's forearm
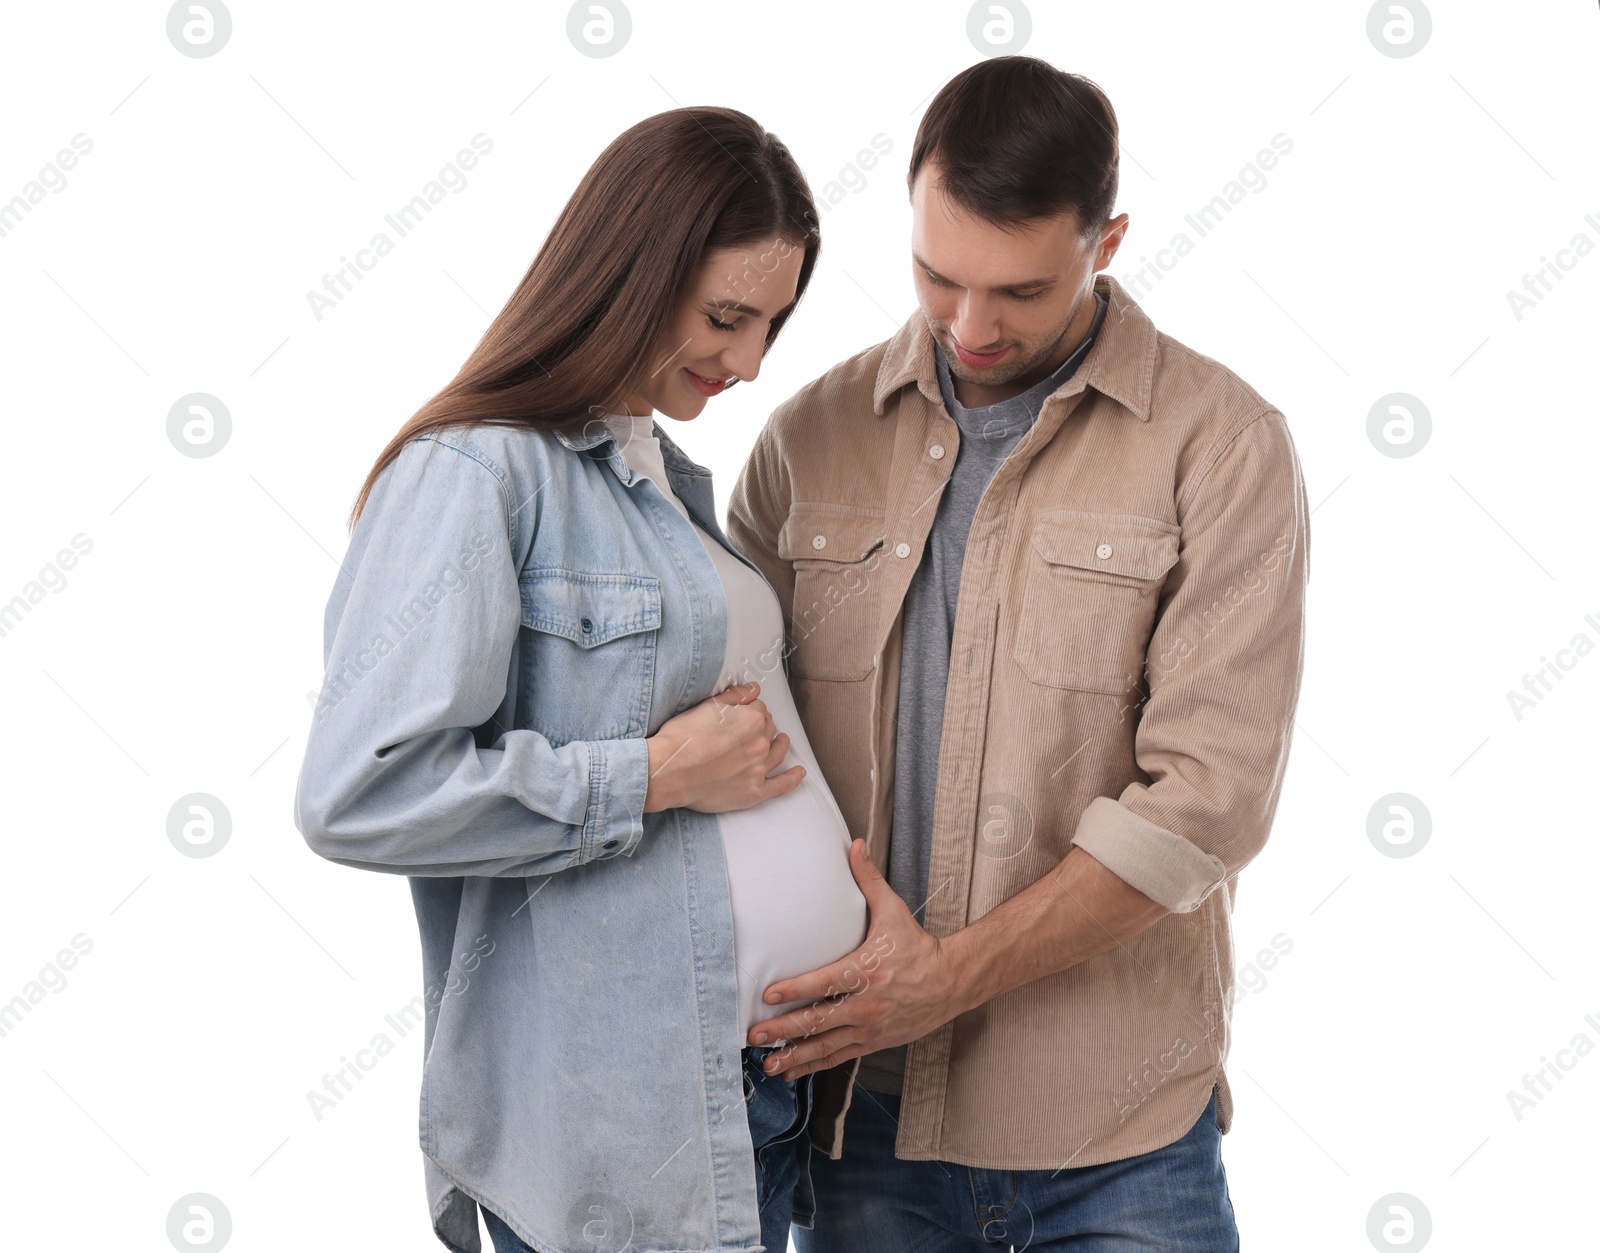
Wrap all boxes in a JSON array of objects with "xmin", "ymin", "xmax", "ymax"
[{"xmin": 942, "ymin": 846, "xmax": 1171, "ymax": 1017}]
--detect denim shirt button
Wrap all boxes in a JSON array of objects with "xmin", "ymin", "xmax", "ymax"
[
  {"xmin": 580, "ymin": 616, "xmax": 594, "ymax": 632},
  {"xmin": 602, "ymin": 839, "xmax": 619, "ymax": 851}
]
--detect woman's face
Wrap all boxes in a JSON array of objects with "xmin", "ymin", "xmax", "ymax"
[{"xmin": 615, "ymin": 236, "xmax": 806, "ymax": 420}]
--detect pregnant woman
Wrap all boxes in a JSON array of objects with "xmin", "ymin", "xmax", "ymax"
[{"xmin": 293, "ymin": 107, "xmax": 866, "ymax": 1253}]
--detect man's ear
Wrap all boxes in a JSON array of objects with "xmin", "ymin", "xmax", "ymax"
[{"xmin": 1095, "ymin": 213, "xmax": 1130, "ymax": 270}]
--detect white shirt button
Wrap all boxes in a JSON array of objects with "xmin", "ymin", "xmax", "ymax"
[
  {"xmin": 1096, "ymin": 542, "xmax": 1113, "ymax": 560},
  {"xmin": 812, "ymin": 534, "xmax": 827, "ymax": 550},
  {"xmin": 895, "ymin": 542, "xmax": 911, "ymax": 558},
  {"xmin": 929, "ymin": 444, "xmax": 946, "ymax": 460}
]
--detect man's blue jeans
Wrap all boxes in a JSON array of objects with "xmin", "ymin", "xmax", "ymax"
[
  {"xmin": 482, "ymin": 1045, "xmax": 812, "ymax": 1253},
  {"xmin": 792, "ymin": 1083, "xmax": 1239, "ymax": 1252}
]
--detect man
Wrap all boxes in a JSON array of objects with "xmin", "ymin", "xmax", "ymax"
[{"xmin": 726, "ymin": 55, "xmax": 1309, "ymax": 1250}]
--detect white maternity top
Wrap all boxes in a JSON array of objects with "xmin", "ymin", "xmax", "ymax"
[{"xmin": 604, "ymin": 413, "xmax": 869, "ymax": 1036}]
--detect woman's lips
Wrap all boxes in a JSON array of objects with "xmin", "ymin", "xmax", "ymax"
[
  {"xmin": 952, "ymin": 341, "xmax": 1010, "ymax": 368},
  {"xmin": 684, "ymin": 368, "xmax": 727, "ymax": 397}
]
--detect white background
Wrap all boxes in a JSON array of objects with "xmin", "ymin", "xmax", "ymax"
[{"xmin": 1, "ymin": 1, "xmax": 1595, "ymax": 1250}]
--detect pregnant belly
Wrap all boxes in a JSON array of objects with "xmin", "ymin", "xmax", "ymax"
[{"xmin": 716, "ymin": 773, "xmax": 869, "ymax": 1039}]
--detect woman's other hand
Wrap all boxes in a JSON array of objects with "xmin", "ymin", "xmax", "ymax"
[{"xmin": 644, "ymin": 681, "xmax": 806, "ymax": 813}]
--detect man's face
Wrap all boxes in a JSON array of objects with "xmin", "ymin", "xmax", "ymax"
[{"xmin": 910, "ymin": 165, "xmax": 1125, "ymax": 393}]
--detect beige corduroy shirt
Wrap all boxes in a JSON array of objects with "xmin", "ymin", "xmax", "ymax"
[{"xmin": 726, "ymin": 272, "xmax": 1310, "ymax": 1170}]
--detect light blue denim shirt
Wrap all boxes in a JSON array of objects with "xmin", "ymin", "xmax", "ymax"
[{"xmin": 293, "ymin": 418, "xmax": 778, "ymax": 1253}]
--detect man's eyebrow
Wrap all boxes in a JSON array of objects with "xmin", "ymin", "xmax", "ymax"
[
  {"xmin": 912, "ymin": 253, "xmax": 1059, "ymax": 292},
  {"xmin": 912, "ymin": 252, "xmax": 951, "ymax": 283},
  {"xmin": 996, "ymin": 274, "xmax": 1060, "ymax": 292}
]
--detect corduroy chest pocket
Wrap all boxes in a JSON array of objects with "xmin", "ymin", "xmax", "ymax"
[
  {"xmin": 777, "ymin": 505, "xmax": 885, "ymax": 682},
  {"xmin": 517, "ymin": 568, "xmax": 661, "ymax": 745},
  {"xmin": 1013, "ymin": 511, "xmax": 1180, "ymax": 695}
]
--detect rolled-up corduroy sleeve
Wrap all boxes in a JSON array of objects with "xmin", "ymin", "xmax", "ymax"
[
  {"xmin": 293, "ymin": 437, "xmax": 649, "ymax": 878},
  {"xmin": 1071, "ymin": 410, "xmax": 1310, "ymax": 912}
]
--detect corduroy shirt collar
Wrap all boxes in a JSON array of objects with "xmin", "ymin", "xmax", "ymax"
[{"xmin": 870, "ymin": 272, "xmax": 1157, "ymax": 422}]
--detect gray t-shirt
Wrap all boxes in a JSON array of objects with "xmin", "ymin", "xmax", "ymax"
[{"xmin": 855, "ymin": 292, "xmax": 1108, "ymax": 1096}]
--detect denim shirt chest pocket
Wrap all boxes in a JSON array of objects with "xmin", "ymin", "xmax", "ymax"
[{"xmin": 517, "ymin": 566, "xmax": 663, "ymax": 745}]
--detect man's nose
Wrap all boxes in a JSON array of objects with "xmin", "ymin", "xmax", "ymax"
[{"xmin": 950, "ymin": 295, "xmax": 1001, "ymax": 348}]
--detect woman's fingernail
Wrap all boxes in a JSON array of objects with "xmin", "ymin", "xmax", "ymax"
[{"xmin": 752, "ymin": 1032, "xmax": 767, "ymax": 1043}]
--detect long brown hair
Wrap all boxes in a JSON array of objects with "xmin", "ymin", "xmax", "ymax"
[{"xmin": 347, "ymin": 106, "xmax": 821, "ymax": 530}]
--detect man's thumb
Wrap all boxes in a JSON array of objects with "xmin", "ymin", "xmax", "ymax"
[{"xmin": 849, "ymin": 839, "xmax": 893, "ymax": 901}]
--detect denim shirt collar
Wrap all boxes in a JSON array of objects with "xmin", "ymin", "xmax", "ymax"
[
  {"xmin": 551, "ymin": 418, "xmax": 632, "ymax": 480},
  {"xmin": 551, "ymin": 415, "xmax": 749, "ymax": 586},
  {"xmin": 553, "ymin": 416, "xmax": 714, "ymax": 488}
]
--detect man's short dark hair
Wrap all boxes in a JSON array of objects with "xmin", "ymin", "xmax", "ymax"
[{"xmin": 908, "ymin": 56, "xmax": 1119, "ymax": 238}]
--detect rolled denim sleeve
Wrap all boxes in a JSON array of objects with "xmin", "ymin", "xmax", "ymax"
[
  {"xmin": 293, "ymin": 435, "xmax": 650, "ymax": 877},
  {"xmin": 1070, "ymin": 411, "xmax": 1309, "ymax": 912}
]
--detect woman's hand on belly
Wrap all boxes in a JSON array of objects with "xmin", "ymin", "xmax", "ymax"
[{"xmin": 644, "ymin": 681, "xmax": 806, "ymax": 813}]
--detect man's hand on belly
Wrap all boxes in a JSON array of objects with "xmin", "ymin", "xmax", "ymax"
[
  {"xmin": 747, "ymin": 836, "xmax": 1171, "ymax": 1080},
  {"xmin": 746, "ymin": 838, "xmax": 970, "ymax": 1080}
]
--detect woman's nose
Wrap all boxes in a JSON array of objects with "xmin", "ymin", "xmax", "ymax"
[{"xmin": 725, "ymin": 339, "xmax": 763, "ymax": 384}]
